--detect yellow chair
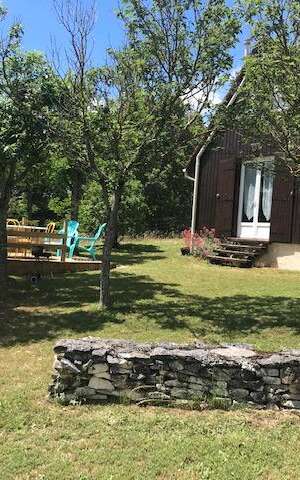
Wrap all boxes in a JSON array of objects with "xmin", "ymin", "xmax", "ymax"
[
  {"xmin": 7, "ymin": 218, "xmax": 20, "ymax": 226},
  {"xmin": 46, "ymin": 222, "xmax": 56, "ymax": 234},
  {"xmin": 6, "ymin": 219, "xmax": 21, "ymax": 256}
]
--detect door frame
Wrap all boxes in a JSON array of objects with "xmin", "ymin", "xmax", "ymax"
[{"xmin": 237, "ymin": 157, "xmax": 275, "ymax": 240}]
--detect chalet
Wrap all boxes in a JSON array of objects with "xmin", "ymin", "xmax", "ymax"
[{"xmin": 184, "ymin": 74, "xmax": 300, "ymax": 270}]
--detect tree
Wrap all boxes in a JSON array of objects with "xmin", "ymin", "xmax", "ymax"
[
  {"xmin": 230, "ymin": 0, "xmax": 300, "ymax": 174},
  {"xmin": 52, "ymin": 0, "xmax": 97, "ymax": 221},
  {"xmin": 55, "ymin": 0, "xmax": 240, "ymax": 307},
  {"xmin": 0, "ymin": 7, "xmax": 53, "ymax": 285},
  {"xmin": 98, "ymin": 0, "xmax": 240, "ymax": 307}
]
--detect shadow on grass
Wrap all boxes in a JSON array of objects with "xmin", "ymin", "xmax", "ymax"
[
  {"xmin": 1, "ymin": 267, "xmax": 300, "ymax": 347},
  {"xmin": 97, "ymin": 242, "xmax": 166, "ymax": 266}
]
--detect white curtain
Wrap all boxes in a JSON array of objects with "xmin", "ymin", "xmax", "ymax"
[
  {"xmin": 243, "ymin": 167, "xmax": 256, "ymax": 221},
  {"xmin": 262, "ymin": 169, "xmax": 274, "ymax": 222}
]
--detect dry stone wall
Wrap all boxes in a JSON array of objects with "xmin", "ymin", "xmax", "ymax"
[{"xmin": 49, "ymin": 339, "xmax": 300, "ymax": 409}]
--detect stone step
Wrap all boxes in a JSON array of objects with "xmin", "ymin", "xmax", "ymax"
[
  {"xmin": 227, "ymin": 237, "xmax": 269, "ymax": 246},
  {"xmin": 213, "ymin": 249, "xmax": 257, "ymax": 258},
  {"xmin": 207, "ymin": 255, "xmax": 253, "ymax": 267},
  {"xmin": 220, "ymin": 243, "xmax": 266, "ymax": 251}
]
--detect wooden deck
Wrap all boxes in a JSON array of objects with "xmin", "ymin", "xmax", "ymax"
[{"xmin": 8, "ymin": 256, "xmax": 103, "ymax": 276}]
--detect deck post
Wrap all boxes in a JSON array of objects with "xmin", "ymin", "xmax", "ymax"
[{"xmin": 61, "ymin": 220, "xmax": 68, "ymax": 262}]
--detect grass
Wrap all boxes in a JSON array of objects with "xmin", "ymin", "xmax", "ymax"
[{"xmin": 1, "ymin": 239, "xmax": 300, "ymax": 479}]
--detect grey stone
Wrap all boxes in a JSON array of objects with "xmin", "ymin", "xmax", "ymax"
[
  {"xmin": 282, "ymin": 393, "xmax": 300, "ymax": 401},
  {"xmin": 281, "ymin": 400, "xmax": 300, "ymax": 409},
  {"xmin": 211, "ymin": 370, "xmax": 230, "ymax": 381},
  {"xmin": 164, "ymin": 379, "xmax": 182, "ymax": 387},
  {"xmin": 75, "ymin": 387, "xmax": 96, "ymax": 398},
  {"xmin": 211, "ymin": 346, "xmax": 257, "ymax": 359},
  {"xmin": 263, "ymin": 376, "xmax": 281, "ymax": 385},
  {"xmin": 120, "ymin": 389, "xmax": 145, "ymax": 401},
  {"xmin": 188, "ymin": 383, "xmax": 205, "ymax": 393},
  {"xmin": 122, "ymin": 351, "xmax": 150, "ymax": 360},
  {"xmin": 288, "ymin": 384, "xmax": 300, "ymax": 394},
  {"xmin": 107, "ymin": 355, "xmax": 122, "ymax": 364},
  {"xmin": 56, "ymin": 358, "xmax": 81, "ymax": 374},
  {"xmin": 88, "ymin": 363, "xmax": 109, "ymax": 374},
  {"xmin": 169, "ymin": 360, "xmax": 185, "ymax": 371},
  {"xmin": 229, "ymin": 379, "xmax": 263, "ymax": 390},
  {"xmin": 147, "ymin": 392, "xmax": 171, "ymax": 400},
  {"xmin": 170, "ymin": 388, "xmax": 189, "ymax": 399},
  {"xmin": 230, "ymin": 388, "xmax": 249, "ymax": 400},
  {"xmin": 88, "ymin": 377, "xmax": 114, "ymax": 392},
  {"xmin": 159, "ymin": 370, "xmax": 176, "ymax": 380},
  {"xmin": 50, "ymin": 338, "xmax": 300, "ymax": 410},
  {"xmin": 93, "ymin": 372, "xmax": 111, "ymax": 380},
  {"xmin": 257, "ymin": 354, "xmax": 295, "ymax": 367},
  {"xmin": 89, "ymin": 394, "xmax": 108, "ymax": 400},
  {"xmin": 187, "ymin": 376, "xmax": 209, "ymax": 386},
  {"xmin": 281, "ymin": 366, "xmax": 296, "ymax": 384},
  {"xmin": 155, "ymin": 384, "xmax": 169, "ymax": 393},
  {"xmin": 211, "ymin": 385, "xmax": 229, "ymax": 397},
  {"xmin": 250, "ymin": 391, "xmax": 266, "ymax": 403},
  {"xmin": 282, "ymin": 349, "xmax": 300, "ymax": 357},
  {"xmin": 261, "ymin": 368, "xmax": 279, "ymax": 377},
  {"xmin": 115, "ymin": 367, "xmax": 133, "ymax": 374},
  {"xmin": 91, "ymin": 348, "xmax": 107, "ymax": 359},
  {"xmin": 82, "ymin": 359, "xmax": 94, "ymax": 371}
]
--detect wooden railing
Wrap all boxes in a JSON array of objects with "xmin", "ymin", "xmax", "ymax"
[{"xmin": 6, "ymin": 223, "xmax": 68, "ymax": 262}]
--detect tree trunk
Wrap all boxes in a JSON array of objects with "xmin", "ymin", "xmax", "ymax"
[
  {"xmin": 0, "ymin": 162, "xmax": 16, "ymax": 286},
  {"xmin": 112, "ymin": 229, "xmax": 120, "ymax": 249},
  {"xmin": 0, "ymin": 203, "xmax": 8, "ymax": 286},
  {"xmin": 26, "ymin": 191, "xmax": 33, "ymax": 220},
  {"xmin": 70, "ymin": 168, "xmax": 83, "ymax": 220},
  {"xmin": 99, "ymin": 189, "xmax": 121, "ymax": 308}
]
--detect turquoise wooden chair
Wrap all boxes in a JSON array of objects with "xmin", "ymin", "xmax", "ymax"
[
  {"xmin": 57, "ymin": 220, "xmax": 79, "ymax": 259},
  {"xmin": 76, "ymin": 223, "xmax": 107, "ymax": 260}
]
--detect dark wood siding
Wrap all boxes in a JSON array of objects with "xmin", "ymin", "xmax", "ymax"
[
  {"xmin": 292, "ymin": 179, "xmax": 300, "ymax": 243},
  {"xmin": 196, "ymin": 150, "xmax": 218, "ymax": 230},
  {"xmin": 270, "ymin": 169, "xmax": 294, "ymax": 243},
  {"xmin": 214, "ymin": 155, "xmax": 237, "ymax": 236},
  {"xmin": 194, "ymin": 129, "xmax": 300, "ymax": 244},
  {"xmin": 196, "ymin": 130, "xmax": 240, "ymax": 236}
]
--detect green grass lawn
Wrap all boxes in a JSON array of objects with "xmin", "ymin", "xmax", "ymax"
[{"xmin": 1, "ymin": 239, "xmax": 300, "ymax": 479}]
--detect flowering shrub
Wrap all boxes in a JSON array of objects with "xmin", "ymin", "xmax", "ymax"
[{"xmin": 182, "ymin": 226, "xmax": 220, "ymax": 259}]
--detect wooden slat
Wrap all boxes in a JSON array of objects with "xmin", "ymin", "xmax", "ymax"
[
  {"xmin": 7, "ymin": 225, "xmax": 47, "ymax": 231},
  {"xmin": 7, "ymin": 242, "xmax": 66, "ymax": 251},
  {"xmin": 7, "ymin": 258, "xmax": 104, "ymax": 275},
  {"xmin": 7, "ymin": 230, "xmax": 63, "ymax": 240}
]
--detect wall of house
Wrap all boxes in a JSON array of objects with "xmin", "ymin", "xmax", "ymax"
[
  {"xmin": 257, "ymin": 243, "xmax": 300, "ymax": 270},
  {"xmin": 193, "ymin": 130, "xmax": 300, "ymax": 245},
  {"xmin": 50, "ymin": 338, "xmax": 300, "ymax": 410},
  {"xmin": 195, "ymin": 130, "xmax": 241, "ymax": 235}
]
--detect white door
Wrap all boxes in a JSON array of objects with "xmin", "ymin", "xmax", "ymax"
[{"xmin": 237, "ymin": 159, "xmax": 274, "ymax": 241}]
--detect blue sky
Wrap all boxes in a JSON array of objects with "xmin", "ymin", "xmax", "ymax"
[
  {"xmin": 2, "ymin": 0, "xmax": 246, "ymax": 78},
  {"xmin": 2, "ymin": 0, "xmax": 125, "ymax": 65}
]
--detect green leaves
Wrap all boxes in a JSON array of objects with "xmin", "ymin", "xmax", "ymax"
[
  {"xmin": 230, "ymin": 0, "xmax": 300, "ymax": 174},
  {"xmin": 119, "ymin": 0, "xmax": 240, "ymax": 115}
]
